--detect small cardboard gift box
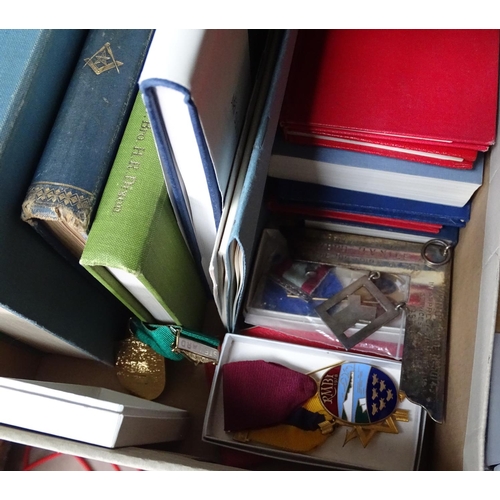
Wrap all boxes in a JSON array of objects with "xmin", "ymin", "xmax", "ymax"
[
  {"xmin": 202, "ymin": 333, "xmax": 426, "ymax": 470},
  {"xmin": 0, "ymin": 378, "xmax": 189, "ymax": 448}
]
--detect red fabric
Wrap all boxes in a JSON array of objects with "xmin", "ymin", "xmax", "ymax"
[
  {"xmin": 240, "ymin": 325, "xmax": 401, "ymax": 360},
  {"xmin": 222, "ymin": 360, "xmax": 317, "ymax": 432}
]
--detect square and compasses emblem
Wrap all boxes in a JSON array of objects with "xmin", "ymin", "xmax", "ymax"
[{"xmin": 84, "ymin": 42, "xmax": 123, "ymax": 75}]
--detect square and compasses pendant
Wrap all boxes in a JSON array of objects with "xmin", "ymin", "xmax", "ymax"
[{"xmin": 315, "ymin": 272, "xmax": 405, "ymax": 350}]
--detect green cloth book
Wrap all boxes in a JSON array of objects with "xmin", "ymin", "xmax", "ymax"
[{"xmin": 80, "ymin": 94, "xmax": 207, "ymax": 330}]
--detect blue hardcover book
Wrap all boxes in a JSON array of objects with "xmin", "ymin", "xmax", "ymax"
[
  {"xmin": 139, "ymin": 30, "xmax": 253, "ymax": 286},
  {"xmin": 0, "ymin": 29, "xmax": 129, "ymax": 363},
  {"xmin": 22, "ymin": 29, "xmax": 154, "ymax": 260},
  {"xmin": 268, "ymin": 130, "xmax": 484, "ymax": 208},
  {"xmin": 270, "ymin": 178, "xmax": 471, "ymax": 227},
  {"xmin": 209, "ymin": 30, "xmax": 297, "ymax": 331}
]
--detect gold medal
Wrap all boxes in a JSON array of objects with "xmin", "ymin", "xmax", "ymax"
[{"xmin": 115, "ymin": 336, "xmax": 165, "ymax": 400}]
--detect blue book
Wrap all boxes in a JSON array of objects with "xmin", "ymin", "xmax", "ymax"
[
  {"xmin": 139, "ymin": 30, "xmax": 253, "ymax": 286},
  {"xmin": 0, "ymin": 29, "xmax": 129, "ymax": 363},
  {"xmin": 209, "ymin": 30, "xmax": 297, "ymax": 331},
  {"xmin": 270, "ymin": 178, "xmax": 471, "ymax": 227},
  {"xmin": 268, "ymin": 130, "xmax": 484, "ymax": 208},
  {"xmin": 22, "ymin": 29, "xmax": 154, "ymax": 260}
]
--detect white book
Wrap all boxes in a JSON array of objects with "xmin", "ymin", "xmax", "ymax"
[
  {"xmin": 139, "ymin": 29, "xmax": 252, "ymax": 285},
  {"xmin": 269, "ymin": 132, "xmax": 484, "ymax": 208}
]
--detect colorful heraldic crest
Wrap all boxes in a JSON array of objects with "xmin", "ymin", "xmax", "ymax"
[{"xmin": 318, "ymin": 363, "xmax": 408, "ymax": 447}]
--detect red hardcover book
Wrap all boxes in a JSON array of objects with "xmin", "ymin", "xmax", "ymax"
[
  {"xmin": 267, "ymin": 199, "xmax": 443, "ymax": 233},
  {"xmin": 301, "ymin": 126, "xmax": 481, "ymax": 160},
  {"xmin": 280, "ymin": 29, "xmax": 499, "ymax": 167},
  {"xmin": 310, "ymin": 127, "xmax": 488, "ymax": 153},
  {"xmin": 288, "ymin": 132, "xmax": 475, "ymax": 169}
]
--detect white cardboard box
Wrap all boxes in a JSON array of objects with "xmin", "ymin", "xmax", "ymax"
[
  {"xmin": 0, "ymin": 109, "xmax": 491, "ymax": 474},
  {"xmin": 202, "ymin": 333, "xmax": 425, "ymax": 471},
  {"xmin": 0, "ymin": 29, "xmax": 499, "ymax": 471},
  {"xmin": 460, "ymin": 117, "xmax": 500, "ymax": 470},
  {"xmin": 0, "ymin": 378, "xmax": 189, "ymax": 448}
]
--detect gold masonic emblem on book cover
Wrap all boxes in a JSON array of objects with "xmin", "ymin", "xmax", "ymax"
[{"xmin": 84, "ymin": 42, "xmax": 123, "ymax": 75}]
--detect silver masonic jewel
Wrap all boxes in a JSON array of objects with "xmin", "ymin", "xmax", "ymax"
[{"xmin": 315, "ymin": 272, "xmax": 406, "ymax": 350}]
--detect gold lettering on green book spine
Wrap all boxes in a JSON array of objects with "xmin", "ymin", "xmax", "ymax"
[
  {"xmin": 113, "ymin": 115, "xmax": 150, "ymax": 213},
  {"xmin": 81, "ymin": 93, "xmax": 207, "ymax": 330}
]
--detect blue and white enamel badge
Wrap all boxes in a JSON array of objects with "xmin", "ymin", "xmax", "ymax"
[{"xmin": 319, "ymin": 362, "xmax": 409, "ymax": 447}]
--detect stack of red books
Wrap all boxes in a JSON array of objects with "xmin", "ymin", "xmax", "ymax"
[{"xmin": 280, "ymin": 29, "xmax": 500, "ymax": 170}]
